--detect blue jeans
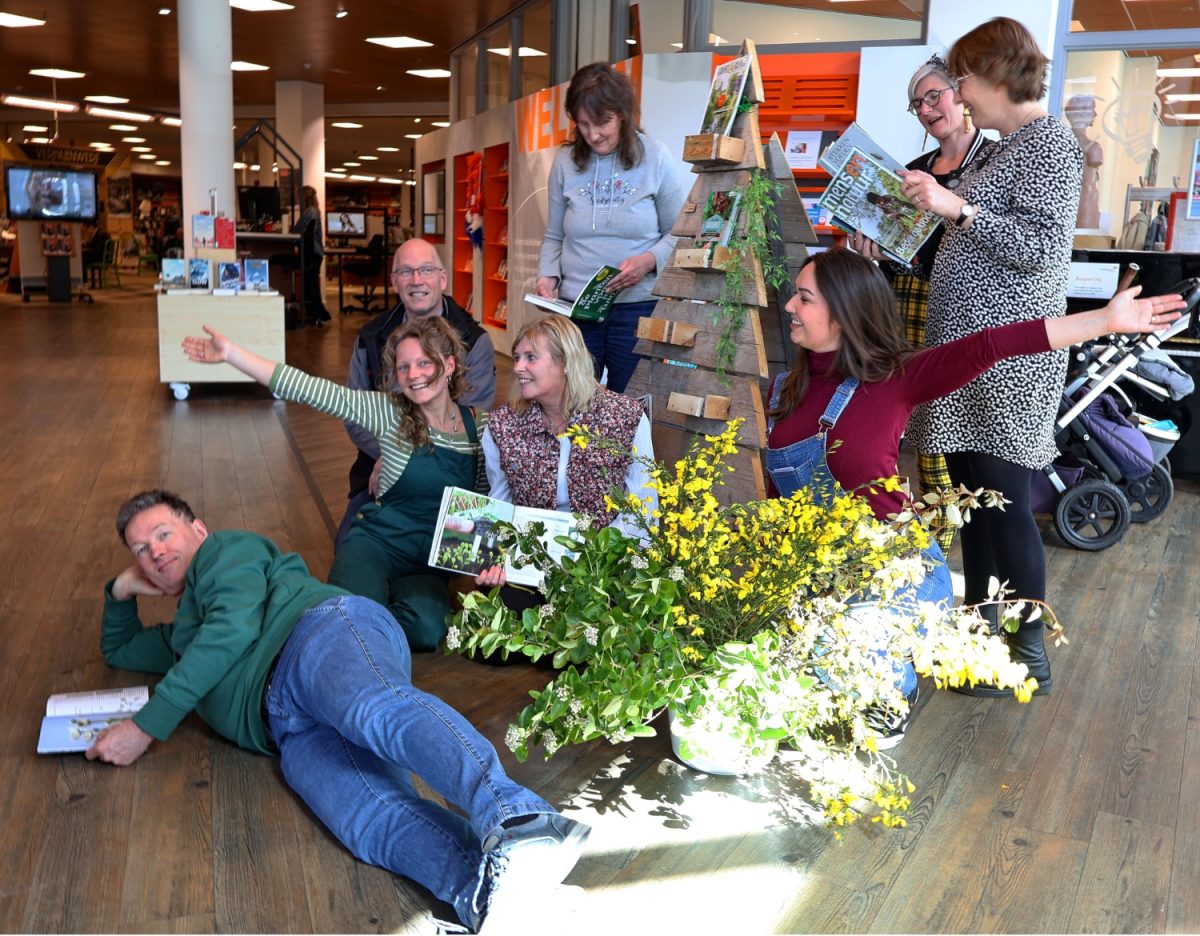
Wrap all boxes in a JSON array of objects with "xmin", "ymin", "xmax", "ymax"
[
  {"xmin": 576, "ymin": 299, "xmax": 656, "ymax": 393},
  {"xmin": 264, "ymin": 595, "xmax": 554, "ymax": 925}
]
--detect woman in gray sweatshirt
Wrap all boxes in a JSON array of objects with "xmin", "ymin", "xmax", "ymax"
[{"xmin": 535, "ymin": 62, "xmax": 684, "ymax": 393}]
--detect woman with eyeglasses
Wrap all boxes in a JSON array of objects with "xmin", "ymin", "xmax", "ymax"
[
  {"xmin": 181, "ymin": 314, "xmax": 488, "ymax": 652},
  {"xmin": 850, "ymin": 56, "xmax": 993, "ymax": 554},
  {"xmin": 900, "ymin": 17, "xmax": 1084, "ymax": 697}
]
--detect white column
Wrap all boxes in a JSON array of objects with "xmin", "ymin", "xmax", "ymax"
[
  {"xmin": 275, "ymin": 80, "xmax": 326, "ymax": 223},
  {"xmin": 177, "ymin": 0, "xmax": 236, "ymax": 250}
]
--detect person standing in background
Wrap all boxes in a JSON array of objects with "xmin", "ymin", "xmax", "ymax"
[
  {"xmin": 535, "ymin": 62, "xmax": 684, "ymax": 393},
  {"xmin": 296, "ymin": 185, "xmax": 331, "ymax": 326}
]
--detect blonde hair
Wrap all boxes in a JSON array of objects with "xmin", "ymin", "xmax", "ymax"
[
  {"xmin": 382, "ymin": 315, "xmax": 468, "ymax": 448},
  {"xmin": 509, "ymin": 315, "xmax": 598, "ymax": 416}
]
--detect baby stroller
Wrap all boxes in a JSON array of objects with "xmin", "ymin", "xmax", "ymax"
[{"xmin": 1035, "ymin": 277, "xmax": 1200, "ymax": 550}]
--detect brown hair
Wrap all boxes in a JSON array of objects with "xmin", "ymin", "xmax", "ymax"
[
  {"xmin": 564, "ymin": 62, "xmax": 644, "ymax": 171},
  {"xmin": 948, "ymin": 17, "xmax": 1049, "ymax": 104},
  {"xmin": 382, "ymin": 315, "xmax": 469, "ymax": 448},
  {"xmin": 116, "ymin": 490, "xmax": 196, "ymax": 544},
  {"xmin": 769, "ymin": 250, "xmax": 914, "ymax": 421}
]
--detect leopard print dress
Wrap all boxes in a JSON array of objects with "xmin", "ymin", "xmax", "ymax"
[{"xmin": 907, "ymin": 116, "xmax": 1083, "ymax": 469}]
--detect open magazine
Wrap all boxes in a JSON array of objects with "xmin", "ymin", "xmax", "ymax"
[
  {"xmin": 818, "ymin": 128, "xmax": 942, "ymax": 267},
  {"xmin": 428, "ymin": 487, "xmax": 580, "ymax": 589},
  {"xmin": 37, "ymin": 685, "xmax": 149, "ymax": 754},
  {"xmin": 524, "ymin": 264, "xmax": 622, "ymax": 323}
]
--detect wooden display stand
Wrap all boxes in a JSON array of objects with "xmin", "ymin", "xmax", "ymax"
[
  {"xmin": 157, "ymin": 292, "xmax": 286, "ymax": 400},
  {"xmin": 626, "ymin": 40, "xmax": 813, "ymax": 504}
]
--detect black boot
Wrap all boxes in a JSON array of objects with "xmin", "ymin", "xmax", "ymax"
[{"xmin": 954, "ymin": 624, "xmax": 1052, "ymax": 697}]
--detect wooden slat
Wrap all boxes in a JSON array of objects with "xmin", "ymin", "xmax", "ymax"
[
  {"xmin": 633, "ymin": 298, "xmax": 767, "ymax": 379},
  {"xmin": 624, "ymin": 364, "xmax": 766, "ymax": 448},
  {"xmin": 671, "ymin": 170, "xmax": 756, "ymax": 239},
  {"xmin": 1068, "ymin": 811, "xmax": 1173, "ymax": 933},
  {"xmin": 646, "ymin": 426, "xmax": 766, "ymax": 504},
  {"xmin": 652, "ymin": 261, "xmax": 767, "ymax": 307}
]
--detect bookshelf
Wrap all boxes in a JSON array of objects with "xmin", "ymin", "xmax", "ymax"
[
  {"xmin": 481, "ymin": 142, "xmax": 509, "ymax": 329},
  {"xmin": 452, "ymin": 151, "xmax": 477, "ymax": 318}
]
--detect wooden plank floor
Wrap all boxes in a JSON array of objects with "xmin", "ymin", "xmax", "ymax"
[{"xmin": 4, "ymin": 279, "xmax": 1199, "ymax": 933}]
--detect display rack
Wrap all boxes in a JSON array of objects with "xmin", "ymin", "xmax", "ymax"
[
  {"xmin": 481, "ymin": 142, "xmax": 510, "ymax": 328},
  {"xmin": 452, "ymin": 151, "xmax": 477, "ymax": 317}
]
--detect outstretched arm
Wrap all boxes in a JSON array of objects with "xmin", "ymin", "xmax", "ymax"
[
  {"xmin": 181, "ymin": 325, "xmax": 276, "ymax": 385},
  {"xmin": 1044, "ymin": 287, "xmax": 1186, "ymax": 350}
]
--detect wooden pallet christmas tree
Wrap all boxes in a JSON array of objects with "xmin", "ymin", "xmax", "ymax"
[{"xmin": 624, "ymin": 40, "xmax": 818, "ymax": 504}]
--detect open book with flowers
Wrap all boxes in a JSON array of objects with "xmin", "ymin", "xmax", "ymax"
[
  {"xmin": 37, "ymin": 685, "xmax": 149, "ymax": 754},
  {"xmin": 428, "ymin": 487, "xmax": 579, "ymax": 589}
]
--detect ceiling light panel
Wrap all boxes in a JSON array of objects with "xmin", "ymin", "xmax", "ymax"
[
  {"xmin": 406, "ymin": 69, "xmax": 451, "ymax": 78},
  {"xmin": 86, "ymin": 106, "xmax": 151, "ymax": 120},
  {"xmin": 0, "ymin": 11, "xmax": 45, "ymax": 26},
  {"xmin": 29, "ymin": 67, "xmax": 84, "ymax": 79},
  {"xmin": 230, "ymin": 0, "xmax": 294, "ymax": 10},
  {"xmin": 331, "ymin": 121, "xmax": 362, "ymax": 128},
  {"xmin": 366, "ymin": 36, "xmax": 432, "ymax": 48},
  {"xmin": 231, "ymin": 60, "xmax": 270, "ymax": 71},
  {"xmin": 2, "ymin": 94, "xmax": 79, "ymax": 112},
  {"xmin": 84, "ymin": 95, "xmax": 129, "ymax": 104}
]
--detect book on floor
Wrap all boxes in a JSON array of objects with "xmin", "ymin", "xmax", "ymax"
[
  {"xmin": 818, "ymin": 146, "xmax": 941, "ymax": 268},
  {"xmin": 523, "ymin": 264, "xmax": 622, "ymax": 323},
  {"xmin": 37, "ymin": 686, "xmax": 149, "ymax": 754},
  {"xmin": 428, "ymin": 486, "xmax": 579, "ymax": 589}
]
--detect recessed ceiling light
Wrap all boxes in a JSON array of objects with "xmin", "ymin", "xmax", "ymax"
[
  {"xmin": 231, "ymin": 60, "xmax": 270, "ymax": 71},
  {"xmin": 88, "ymin": 141, "xmax": 114, "ymax": 149},
  {"xmin": 625, "ymin": 38, "xmax": 637, "ymax": 45},
  {"xmin": 487, "ymin": 46, "xmax": 547, "ymax": 57},
  {"xmin": 349, "ymin": 174, "xmax": 376, "ymax": 181},
  {"xmin": 377, "ymin": 177, "xmax": 404, "ymax": 184},
  {"xmin": 155, "ymin": 159, "xmax": 171, "ymax": 165},
  {"xmin": 26, "ymin": 136, "xmax": 51, "ymax": 143},
  {"xmin": 29, "ymin": 67, "xmax": 85, "ymax": 79},
  {"xmin": 344, "ymin": 161, "xmax": 361, "ymax": 167},
  {"xmin": 1170, "ymin": 113, "xmax": 1200, "ymax": 120},
  {"xmin": 405, "ymin": 180, "xmax": 416, "ymax": 186},
  {"xmin": 131, "ymin": 146, "xmax": 153, "ymax": 153},
  {"xmin": 0, "ymin": 12, "xmax": 46, "ymax": 26},
  {"xmin": 406, "ymin": 69, "xmax": 451, "ymax": 79},
  {"xmin": 670, "ymin": 42, "xmax": 683, "ymax": 48},
  {"xmin": 331, "ymin": 121, "xmax": 363, "ymax": 128},
  {"xmin": 366, "ymin": 36, "xmax": 432, "ymax": 48},
  {"xmin": 22, "ymin": 124, "xmax": 47, "ymax": 132},
  {"xmin": 158, "ymin": 7, "xmax": 172, "ymax": 14},
  {"xmin": 1166, "ymin": 94, "xmax": 1200, "ymax": 102},
  {"xmin": 109, "ymin": 123, "xmax": 138, "ymax": 131},
  {"xmin": 404, "ymin": 133, "xmax": 423, "ymax": 139},
  {"xmin": 335, "ymin": 4, "xmax": 347, "ymax": 17},
  {"xmin": 138, "ymin": 153, "xmax": 157, "ymax": 160},
  {"xmin": 325, "ymin": 171, "xmax": 347, "ymax": 178},
  {"xmin": 230, "ymin": 0, "xmax": 294, "ymax": 10},
  {"xmin": 84, "ymin": 95, "xmax": 130, "ymax": 104},
  {"xmin": 432, "ymin": 121, "xmax": 450, "ymax": 128},
  {"xmin": 377, "ymin": 145, "xmax": 400, "ymax": 152},
  {"xmin": 1, "ymin": 95, "xmax": 78, "ymax": 111},
  {"xmin": 122, "ymin": 136, "xmax": 146, "ymax": 143},
  {"xmin": 359, "ymin": 154, "xmax": 378, "ymax": 160},
  {"xmin": 86, "ymin": 105, "xmax": 152, "ymax": 120},
  {"xmin": 250, "ymin": 163, "xmax": 261, "ymax": 170},
  {"xmin": 161, "ymin": 116, "xmax": 182, "ymax": 127},
  {"xmin": 233, "ymin": 161, "xmax": 247, "ymax": 169},
  {"xmin": 1157, "ymin": 67, "xmax": 1200, "ymax": 78}
]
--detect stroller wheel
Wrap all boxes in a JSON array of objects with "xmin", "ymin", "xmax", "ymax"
[
  {"xmin": 1054, "ymin": 479, "xmax": 1131, "ymax": 550},
  {"xmin": 1122, "ymin": 462, "xmax": 1174, "ymax": 524}
]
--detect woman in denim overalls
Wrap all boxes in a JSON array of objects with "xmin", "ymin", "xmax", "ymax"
[{"xmin": 765, "ymin": 250, "xmax": 1185, "ymax": 739}]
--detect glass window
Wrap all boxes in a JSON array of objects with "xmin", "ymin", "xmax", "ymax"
[
  {"xmin": 520, "ymin": 0, "xmax": 553, "ymax": 98},
  {"xmin": 454, "ymin": 42, "xmax": 478, "ymax": 120},
  {"xmin": 711, "ymin": 0, "xmax": 921, "ymax": 47},
  {"xmin": 1061, "ymin": 47, "xmax": 1200, "ymax": 247},
  {"xmin": 1070, "ymin": 2, "xmax": 1200, "ymax": 31},
  {"xmin": 633, "ymin": 0, "xmax": 684, "ymax": 54},
  {"xmin": 485, "ymin": 21, "xmax": 512, "ymax": 110}
]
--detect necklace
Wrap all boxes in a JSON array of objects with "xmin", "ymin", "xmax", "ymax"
[{"xmin": 429, "ymin": 405, "xmax": 459, "ymax": 433}]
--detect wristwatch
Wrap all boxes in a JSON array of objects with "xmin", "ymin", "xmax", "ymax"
[{"xmin": 956, "ymin": 203, "xmax": 978, "ymax": 227}]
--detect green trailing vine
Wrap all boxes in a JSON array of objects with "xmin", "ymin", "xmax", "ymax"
[{"xmin": 711, "ymin": 171, "xmax": 790, "ymax": 381}]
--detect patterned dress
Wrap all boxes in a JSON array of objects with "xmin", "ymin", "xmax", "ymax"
[{"xmin": 907, "ymin": 116, "xmax": 1083, "ymax": 469}]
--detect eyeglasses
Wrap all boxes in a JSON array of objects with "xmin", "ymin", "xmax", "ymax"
[
  {"xmin": 908, "ymin": 86, "xmax": 954, "ymax": 115},
  {"xmin": 393, "ymin": 264, "xmax": 444, "ymax": 279}
]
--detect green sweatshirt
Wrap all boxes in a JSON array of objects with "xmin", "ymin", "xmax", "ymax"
[{"xmin": 101, "ymin": 530, "xmax": 345, "ymax": 754}]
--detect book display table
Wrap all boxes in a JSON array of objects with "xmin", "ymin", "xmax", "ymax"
[{"xmin": 157, "ymin": 292, "xmax": 285, "ymax": 399}]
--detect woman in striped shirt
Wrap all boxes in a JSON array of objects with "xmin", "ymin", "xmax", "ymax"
[{"xmin": 182, "ymin": 315, "xmax": 487, "ymax": 650}]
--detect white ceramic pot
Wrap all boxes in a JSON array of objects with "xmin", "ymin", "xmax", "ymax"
[{"xmin": 667, "ymin": 707, "xmax": 778, "ymax": 777}]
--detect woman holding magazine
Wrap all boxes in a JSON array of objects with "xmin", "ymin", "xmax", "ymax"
[
  {"xmin": 897, "ymin": 18, "xmax": 1084, "ymax": 697},
  {"xmin": 534, "ymin": 62, "xmax": 684, "ymax": 393},
  {"xmin": 476, "ymin": 315, "xmax": 657, "ymax": 606},
  {"xmin": 850, "ymin": 54, "xmax": 993, "ymax": 552},
  {"xmin": 181, "ymin": 315, "xmax": 486, "ymax": 651},
  {"xmin": 767, "ymin": 249, "xmax": 1184, "ymax": 743}
]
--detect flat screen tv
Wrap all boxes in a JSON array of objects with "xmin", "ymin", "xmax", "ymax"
[
  {"xmin": 327, "ymin": 210, "xmax": 366, "ymax": 237},
  {"xmin": 5, "ymin": 166, "xmax": 99, "ymax": 221},
  {"xmin": 237, "ymin": 185, "xmax": 282, "ymax": 229}
]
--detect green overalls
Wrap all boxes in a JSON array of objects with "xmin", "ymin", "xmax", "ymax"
[{"xmin": 328, "ymin": 407, "xmax": 481, "ymax": 651}]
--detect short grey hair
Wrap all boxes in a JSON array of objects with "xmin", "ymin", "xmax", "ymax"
[{"xmin": 907, "ymin": 54, "xmax": 956, "ymax": 105}]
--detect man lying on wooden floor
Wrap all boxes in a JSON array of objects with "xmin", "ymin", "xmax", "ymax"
[{"xmin": 85, "ymin": 488, "xmax": 589, "ymax": 934}]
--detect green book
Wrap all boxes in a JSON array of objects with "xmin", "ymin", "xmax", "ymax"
[{"xmin": 524, "ymin": 264, "xmax": 622, "ymax": 323}]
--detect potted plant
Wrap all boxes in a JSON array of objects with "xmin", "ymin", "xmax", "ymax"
[{"xmin": 448, "ymin": 422, "xmax": 1055, "ymax": 829}]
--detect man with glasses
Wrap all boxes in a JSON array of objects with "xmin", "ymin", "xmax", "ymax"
[{"xmin": 337, "ymin": 237, "xmax": 496, "ymax": 548}]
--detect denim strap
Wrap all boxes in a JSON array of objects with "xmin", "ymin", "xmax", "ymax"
[{"xmin": 818, "ymin": 377, "xmax": 860, "ymax": 431}]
